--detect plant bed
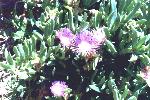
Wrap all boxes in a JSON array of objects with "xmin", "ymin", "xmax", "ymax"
[{"xmin": 0, "ymin": 0, "xmax": 150, "ymax": 100}]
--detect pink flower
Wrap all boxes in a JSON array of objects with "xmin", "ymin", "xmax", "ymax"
[
  {"xmin": 140, "ymin": 67, "xmax": 150, "ymax": 79},
  {"xmin": 55, "ymin": 27, "xmax": 106, "ymax": 59},
  {"xmin": 50, "ymin": 81, "xmax": 68, "ymax": 97},
  {"xmin": 56, "ymin": 28, "xmax": 74, "ymax": 48},
  {"xmin": 139, "ymin": 66, "xmax": 150, "ymax": 87},
  {"xmin": 71, "ymin": 30, "xmax": 98, "ymax": 58}
]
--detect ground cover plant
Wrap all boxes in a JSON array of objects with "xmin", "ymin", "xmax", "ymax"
[{"xmin": 0, "ymin": 0, "xmax": 150, "ymax": 100}]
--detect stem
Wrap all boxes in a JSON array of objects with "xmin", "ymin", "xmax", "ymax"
[{"xmin": 90, "ymin": 69, "xmax": 98, "ymax": 84}]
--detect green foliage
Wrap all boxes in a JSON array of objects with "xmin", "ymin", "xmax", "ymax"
[{"xmin": 0, "ymin": 0, "xmax": 150, "ymax": 99}]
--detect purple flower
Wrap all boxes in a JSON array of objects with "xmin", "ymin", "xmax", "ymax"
[
  {"xmin": 139, "ymin": 66, "xmax": 150, "ymax": 87},
  {"xmin": 71, "ymin": 30, "xmax": 98, "ymax": 58},
  {"xmin": 56, "ymin": 28, "xmax": 74, "ymax": 48},
  {"xmin": 55, "ymin": 27, "xmax": 106, "ymax": 58},
  {"xmin": 50, "ymin": 81, "xmax": 68, "ymax": 97}
]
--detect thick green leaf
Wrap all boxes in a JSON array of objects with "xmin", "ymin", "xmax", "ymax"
[
  {"xmin": 113, "ymin": 89, "xmax": 120, "ymax": 100},
  {"xmin": 128, "ymin": 96, "xmax": 137, "ymax": 100},
  {"xmin": 40, "ymin": 42, "xmax": 46, "ymax": 56},
  {"xmin": 40, "ymin": 13, "xmax": 46, "ymax": 22},
  {"xmin": 4, "ymin": 49, "xmax": 14, "ymax": 65},
  {"xmin": 92, "ymin": 57, "xmax": 99, "ymax": 70},
  {"xmin": 50, "ymin": 19, "xmax": 55, "ymax": 33},
  {"xmin": 18, "ymin": 44, "xmax": 25, "ymax": 60},
  {"xmin": 89, "ymin": 84, "xmax": 100, "ymax": 93},
  {"xmin": 124, "ymin": 0, "xmax": 132, "ymax": 10},
  {"xmin": 137, "ymin": 19, "xmax": 147, "ymax": 24},
  {"xmin": 64, "ymin": 6, "xmax": 75, "ymax": 32},
  {"xmin": 39, "ymin": 41, "xmax": 47, "ymax": 63},
  {"xmin": 13, "ymin": 46, "xmax": 20, "ymax": 57},
  {"xmin": 124, "ymin": 2, "xmax": 140, "ymax": 22},
  {"xmin": 100, "ymin": 76, "xmax": 106, "ymax": 85},
  {"xmin": 44, "ymin": 23, "xmax": 51, "ymax": 38},
  {"xmin": 109, "ymin": 0, "xmax": 117, "ymax": 28},
  {"xmin": 31, "ymin": 36, "xmax": 36, "ymax": 52},
  {"xmin": 135, "ymin": 36, "xmax": 146, "ymax": 49},
  {"xmin": 47, "ymin": 35, "xmax": 54, "ymax": 46},
  {"xmin": 23, "ymin": 40, "xmax": 29, "ymax": 59},
  {"xmin": 107, "ymin": 12, "xmax": 116, "ymax": 28},
  {"xmin": 139, "ymin": 54, "xmax": 150, "ymax": 65},
  {"xmin": 122, "ymin": 85, "xmax": 129, "ymax": 99},
  {"xmin": 95, "ymin": 12, "xmax": 101, "ymax": 28},
  {"xmin": 33, "ymin": 31, "xmax": 43, "ymax": 40},
  {"xmin": 103, "ymin": 27, "xmax": 111, "ymax": 37},
  {"xmin": 47, "ymin": 47, "xmax": 52, "ymax": 58},
  {"xmin": 28, "ymin": 39, "xmax": 33, "ymax": 56},
  {"xmin": 13, "ymin": 31, "xmax": 24, "ymax": 40},
  {"xmin": 0, "ymin": 62, "xmax": 12, "ymax": 70},
  {"xmin": 106, "ymin": 40, "xmax": 117, "ymax": 54},
  {"xmin": 145, "ymin": 34, "xmax": 150, "ymax": 43},
  {"xmin": 111, "ymin": 13, "xmax": 121, "ymax": 32},
  {"xmin": 108, "ymin": 77, "xmax": 116, "ymax": 90},
  {"xmin": 118, "ymin": 0, "xmax": 126, "ymax": 13}
]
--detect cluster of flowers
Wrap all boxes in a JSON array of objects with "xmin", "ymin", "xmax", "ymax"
[{"xmin": 56, "ymin": 27, "xmax": 106, "ymax": 58}]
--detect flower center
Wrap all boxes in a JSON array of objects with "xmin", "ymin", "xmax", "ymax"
[
  {"xmin": 78, "ymin": 41, "xmax": 92, "ymax": 55},
  {"xmin": 60, "ymin": 36, "xmax": 71, "ymax": 47}
]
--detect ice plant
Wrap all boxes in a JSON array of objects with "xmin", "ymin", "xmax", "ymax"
[
  {"xmin": 56, "ymin": 28, "xmax": 74, "ymax": 48},
  {"xmin": 50, "ymin": 81, "xmax": 68, "ymax": 97},
  {"xmin": 71, "ymin": 30, "xmax": 99, "ymax": 58}
]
